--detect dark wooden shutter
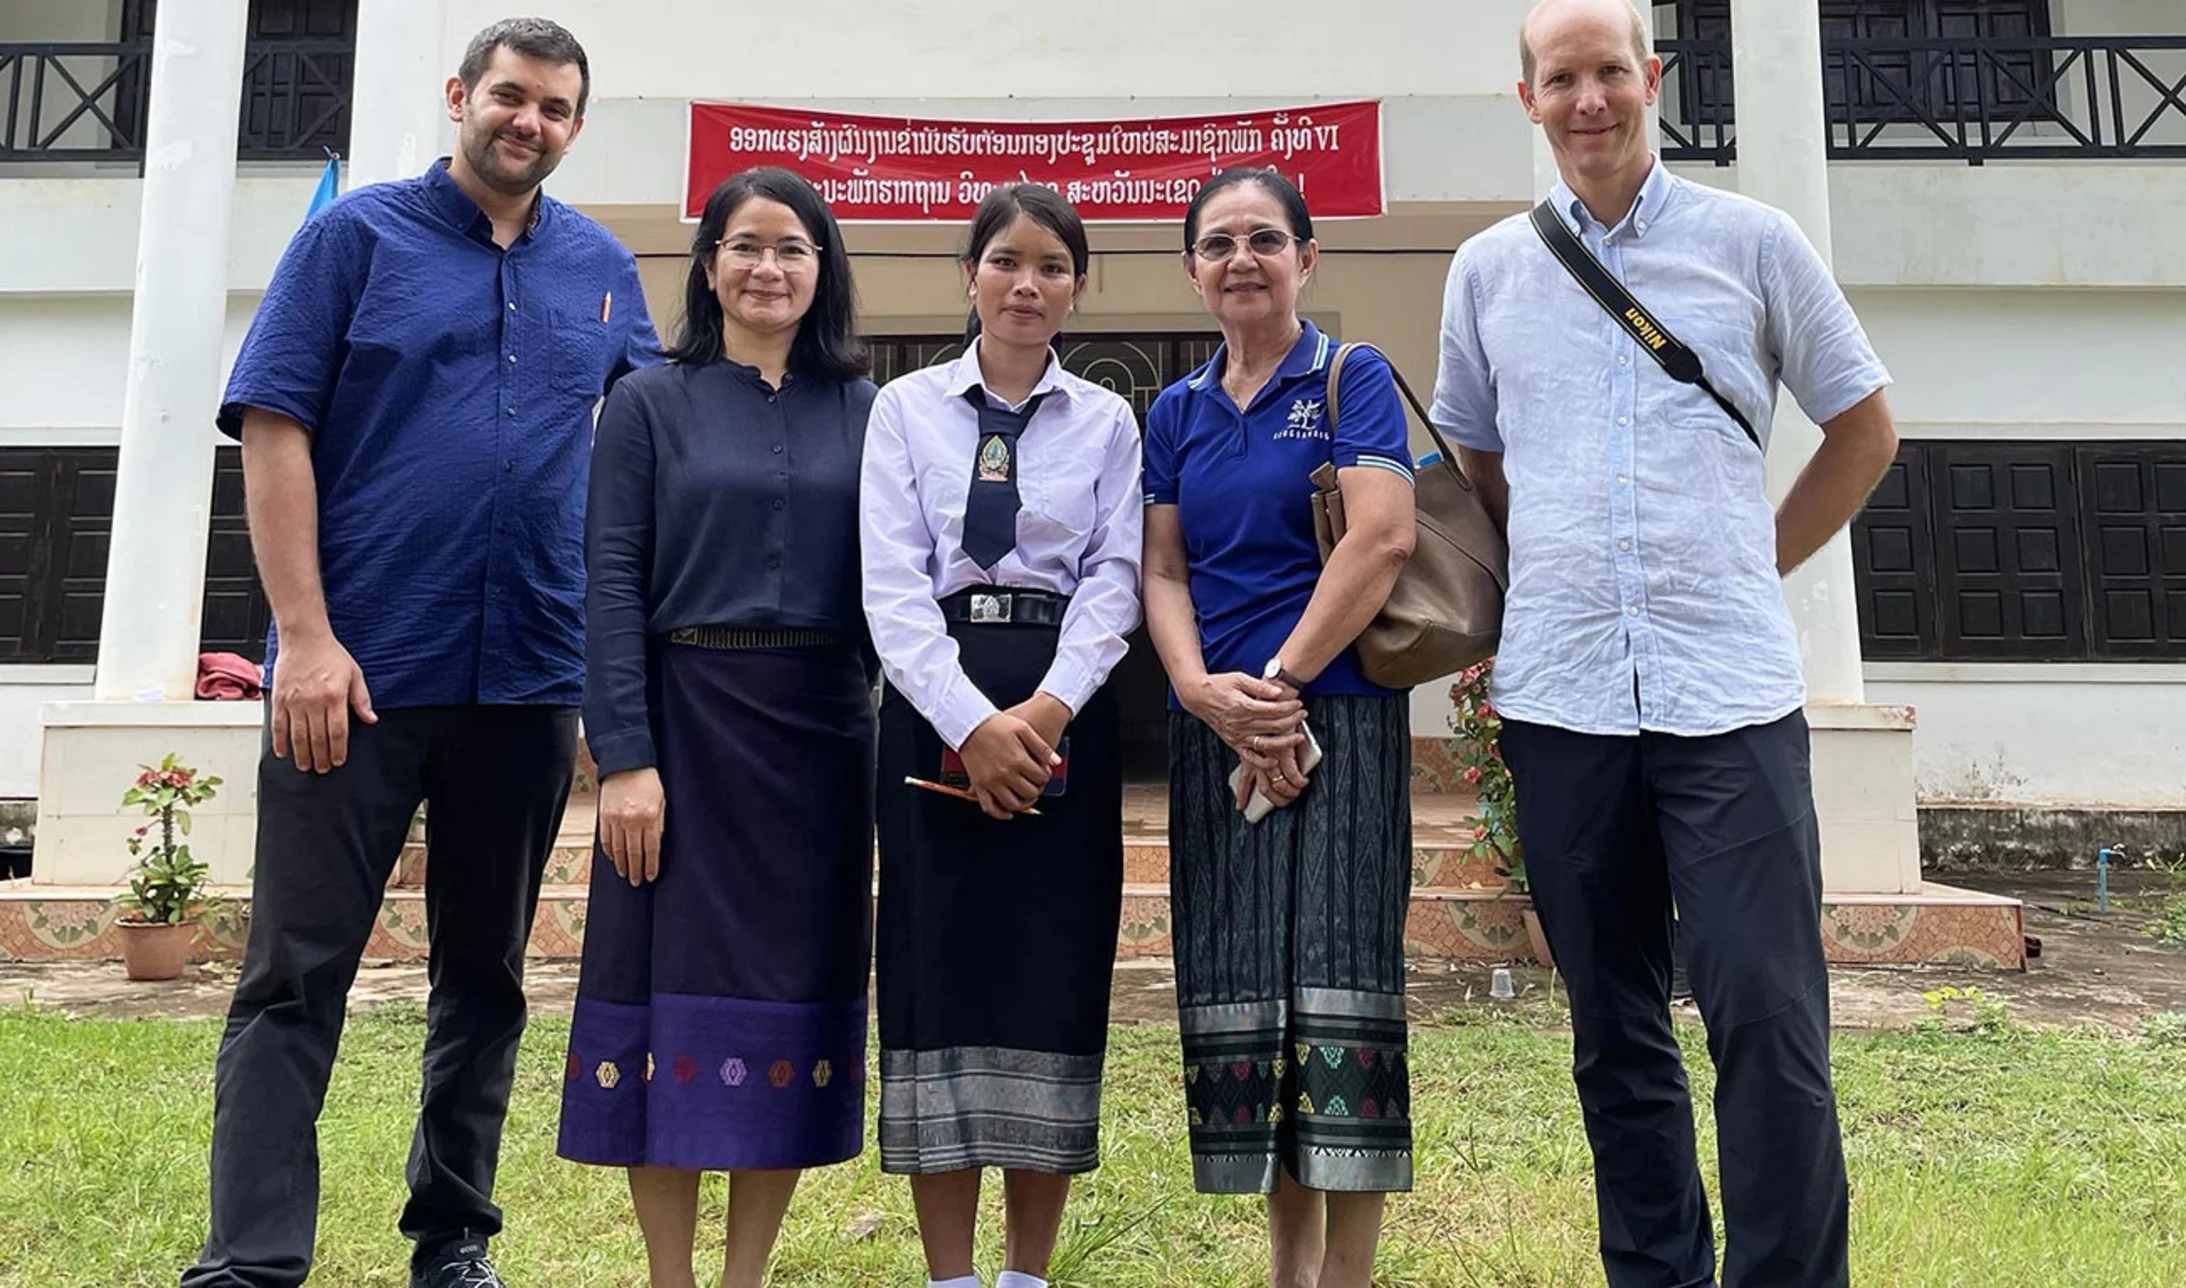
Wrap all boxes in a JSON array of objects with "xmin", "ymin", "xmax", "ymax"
[
  {"xmin": 1852, "ymin": 444, "xmax": 1939, "ymax": 657},
  {"xmin": 2077, "ymin": 446, "xmax": 2186, "ymax": 658},
  {"xmin": 0, "ymin": 447, "xmax": 265, "ymax": 664},
  {"xmin": 0, "ymin": 455, "xmax": 49, "ymax": 659},
  {"xmin": 1928, "ymin": 444, "xmax": 2084, "ymax": 659},
  {"xmin": 202, "ymin": 449, "xmax": 271, "ymax": 661}
]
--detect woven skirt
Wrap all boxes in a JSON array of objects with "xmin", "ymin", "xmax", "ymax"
[
  {"xmin": 1169, "ymin": 694, "xmax": 1414, "ymax": 1194},
  {"xmin": 875, "ymin": 617, "xmax": 1123, "ymax": 1175},
  {"xmin": 557, "ymin": 640, "xmax": 874, "ymax": 1171}
]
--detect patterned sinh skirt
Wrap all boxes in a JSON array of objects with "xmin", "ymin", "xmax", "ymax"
[
  {"xmin": 1169, "ymin": 694, "xmax": 1414, "ymax": 1194},
  {"xmin": 875, "ymin": 616, "xmax": 1123, "ymax": 1175},
  {"xmin": 557, "ymin": 641, "xmax": 874, "ymax": 1171}
]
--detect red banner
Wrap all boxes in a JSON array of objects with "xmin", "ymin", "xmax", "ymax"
[{"xmin": 683, "ymin": 101, "xmax": 1384, "ymax": 223}]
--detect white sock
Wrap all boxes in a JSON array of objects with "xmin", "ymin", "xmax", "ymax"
[
  {"xmin": 995, "ymin": 1274, "xmax": 1048, "ymax": 1288},
  {"xmin": 929, "ymin": 1278, "xmax": 984, "ymax": 1288}
]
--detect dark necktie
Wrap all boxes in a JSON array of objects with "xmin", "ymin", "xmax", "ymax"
[{"xmin": 960, "ymin": 386, "xmax": 1050, "ymax": 570}]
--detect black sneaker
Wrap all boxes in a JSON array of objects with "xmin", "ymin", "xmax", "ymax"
[{"xmin": 412, "ymin": 1237, "xmax": 505, "ymax": 1288}]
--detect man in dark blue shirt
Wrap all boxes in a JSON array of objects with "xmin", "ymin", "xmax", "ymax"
[{"xmin": 181, "ymin": 19, "xmax": 657, "ymax": 1288}]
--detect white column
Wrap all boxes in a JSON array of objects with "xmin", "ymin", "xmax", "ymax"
[
  {"xmin": 346, "ymin": 0, "xmax": 450, "ymax": 188},
  {"xmin": 1729, "ymin": 0, "xmax": 1865, "ymax": 706},
  {"xmin": 91, "ymin": 2, "xmax": 251, "ymax": 703}
]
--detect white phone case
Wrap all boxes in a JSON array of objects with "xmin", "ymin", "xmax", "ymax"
[{"xmin": 1231, "ymin": 723, "xmax": 1324, "ymax": 824}]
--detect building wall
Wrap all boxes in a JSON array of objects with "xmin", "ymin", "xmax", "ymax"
[
  {"xmin": 1851, "ymin": 287, "xmax": 2186, "ymax": 439},
  {"xmin": 1869, "ymin": 665, "xmax": 2186, "ymax": 807},
  {"xmin": 1, "ymin": 0, "xmax": 2182, "ymax": 816},
  {"xmin": 0, "ymin": 295, "xmax": 259, "ymax": 441},
  {"xmin": 447, "ymin": 0, "xmax": 1536, "ymax": 101},
  {"xmin": 0, "ymin": 667, "xmax": 92, "ymax": 799}
]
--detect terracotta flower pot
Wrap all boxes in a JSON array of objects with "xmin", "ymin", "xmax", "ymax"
[
  {"xmin": 1521, "ymin": 905, "xmax": 1555, "ymax": 972},
  {"xmin": 117, "ymin": 919, "xmax": 197, "ymax": 981}
]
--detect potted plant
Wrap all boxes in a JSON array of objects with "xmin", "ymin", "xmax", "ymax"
[
  {"xmin": 111, "ymin": 753, "xmax": 222, "ymax": 981},
  {"xmin": 1450, "ymin": 660, "xmax": 1552, "ymax": 969}
]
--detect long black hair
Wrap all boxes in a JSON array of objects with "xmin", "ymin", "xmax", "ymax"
[
  {"xmin": 668, "ymin": 167, "xmax": 870, "ymax": 381},
  {"xmin": 1182, "ymin": 166, "xmax": 1315, "ymax": 251},
  {"xmin": 960, "ymin": 183, "xmax": 1089, "ymax": 350}
]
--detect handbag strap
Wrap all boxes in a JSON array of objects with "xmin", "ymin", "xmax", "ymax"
[
  {"xmin": 1325, "ymin": 341, "xmax": 1464, "ymax": 471},
  {"xmin": 1528, "ymin": 200, "xmax": 1763, "ymax": 453}
]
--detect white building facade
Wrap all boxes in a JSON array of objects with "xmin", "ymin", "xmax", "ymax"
[{"xmin": 0, "ymin": 0, "xmax": 2180, "ymax": 886}]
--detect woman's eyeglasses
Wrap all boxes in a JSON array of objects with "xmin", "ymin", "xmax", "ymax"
[
  {"xmin": 1190, "ymin": 229, "xmax": 1301, "ymax": 261},
  {"xmin": 714, "ymin": 239, "xmax": 821, "ymax": 268}
]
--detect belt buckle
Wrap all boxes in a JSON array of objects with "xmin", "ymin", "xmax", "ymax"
[{"xmin": 969, "ymin": 592, "xmax": 1011, "ymax": 624}]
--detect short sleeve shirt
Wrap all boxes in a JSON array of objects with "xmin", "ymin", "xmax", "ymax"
[
  {"xmin": 1144, "ymin": 320, "xmax": 1416, "ymax": 699},
  {"xmin": 1428, "ymin": 162, "xmax": 1891, "ymax": 736},
  {"xmin": 219, "ymin": 159, "xmax": 661, "ymax": 707}
]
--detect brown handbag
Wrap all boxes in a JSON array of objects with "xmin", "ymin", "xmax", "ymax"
[{"xmin": 1309, "ymin": 342, "xmax": 1509, "ymax": 689}]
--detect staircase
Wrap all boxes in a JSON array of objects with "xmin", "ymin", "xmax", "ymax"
[{"xmin": 0, "ymin": 739, "xmax": 2026, "ymax": 968}]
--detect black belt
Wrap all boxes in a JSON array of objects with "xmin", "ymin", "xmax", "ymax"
[
  {"xmin": 938, "ymin": 588, "xmax": 1069, "ymax": 627},
  {"xmin": 667, "ymin": 625, "xmax": 842, "ymax": 650}
]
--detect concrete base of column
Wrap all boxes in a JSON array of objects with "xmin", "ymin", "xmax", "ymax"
[
  {"xmin": 30, "ymin": 703, "xmax": 264, "ymax": 886},
  {"xmin": 1809, "ymin": 701, "xmax": 1923, "ymax": 895}
]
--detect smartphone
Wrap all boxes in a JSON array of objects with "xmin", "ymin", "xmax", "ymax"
[
  {"xmin": 1230, "ymin": 722, "xmax": 1323, "ymax": 824},
  {"xmin": 1042, "ymin": 736, "xmax": 1071, "ymax": 798},
  {"xmin": 940, "ymin": 736, "xmax": 1070, "ymax": 798}
]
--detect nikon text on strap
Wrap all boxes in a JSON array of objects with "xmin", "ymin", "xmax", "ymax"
[{"xmin": 1528, "ymin": 200, "xmax": 1762, "ymax": 453}]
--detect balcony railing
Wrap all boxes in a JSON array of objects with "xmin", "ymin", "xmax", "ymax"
[
  {"xmin": 1662, "ymin": 34, "xmax": 2186, "ymax": 165},
  {"xmin": 0, "ymin": 38, "xmax": 352, "ymax": 164},
  {"xmin": 0, "ymin": 43, "xmax": 149, "ymax": 159}
]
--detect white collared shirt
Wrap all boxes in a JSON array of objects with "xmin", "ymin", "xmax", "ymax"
[{"xmin": 860, "ymin": 339, "xmax": 1146, "ymax": 748}]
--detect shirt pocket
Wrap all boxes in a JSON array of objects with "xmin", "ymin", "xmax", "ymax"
[
  {"xmin": 549, "ymin": 309, "xmax": 614, "ymax": 401},
  {"xmin": 1017, "ymin": 465, "xmax": 1099, "ymax": 546}
]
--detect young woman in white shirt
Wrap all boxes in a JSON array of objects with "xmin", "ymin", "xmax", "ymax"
[{"xmin": 859, "ymin": 183, "xmax": 1144, "ymax": 1288}]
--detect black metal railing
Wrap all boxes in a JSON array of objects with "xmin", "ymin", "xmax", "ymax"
[
  {"xmin": 0, "ymin": 38, "xmax": 352, "ymax": 163},
  {"xmin": 1661, "ymin": 34, "xmax": 2186, "ymax": 165},
  {"xmin": 0, "ymin": 43, "xmax": 151, "ymax": 159}
]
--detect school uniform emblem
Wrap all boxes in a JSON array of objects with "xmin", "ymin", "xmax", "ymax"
[{"xmin": 978, "ymin": 434, "xmax": 1012, "ymax": 481}]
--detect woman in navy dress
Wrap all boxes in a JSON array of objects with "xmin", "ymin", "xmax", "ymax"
[{"xmin": 558, "ymin": 167, "xmax": 876, "ymax": 1288}]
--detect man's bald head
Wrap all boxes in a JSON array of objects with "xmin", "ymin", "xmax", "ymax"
[{"xmin": 1520, "ymin": 0, "xmax": 1651, "ymax": 83}]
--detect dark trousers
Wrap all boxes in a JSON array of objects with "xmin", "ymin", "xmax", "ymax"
[
  {"xmin": 1500, "ymin": 711, "xmax": 1848, "ymax": 1288},
  {"xmin": 181, "ymin": 705, "xmax": 578, "ymax": 1288}
]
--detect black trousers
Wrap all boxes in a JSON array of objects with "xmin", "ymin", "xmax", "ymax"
[
  {"xmin": 1500, "ymin": 711, "xmax": 1848, "ymax": 1288},
  {"xmin": 181, "ymin": 705, "xmax": 577, "ymax": 1288}
]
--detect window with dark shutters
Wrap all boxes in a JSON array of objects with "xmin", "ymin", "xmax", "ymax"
[{"xmin": 1853, "ymin": 441, "xmax": 2186, "ymax": 662}]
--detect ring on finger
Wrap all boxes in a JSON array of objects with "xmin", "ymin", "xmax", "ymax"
[{"xmin": 1251, "ymin": 734, "xmax": 1262, "ymax": 752}]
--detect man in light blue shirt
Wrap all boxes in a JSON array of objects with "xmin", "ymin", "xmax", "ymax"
[{"xmin": 1431, "ymin": 2, "xmax": 1899, "ymax": 1285}]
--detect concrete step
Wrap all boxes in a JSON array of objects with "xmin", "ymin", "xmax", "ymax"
[{"xmin": 1, "ymin": 880, "xmax": 2028, "ymax": 969}]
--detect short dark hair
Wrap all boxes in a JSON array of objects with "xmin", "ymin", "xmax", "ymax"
[
  {"xmin": 960, "ymin": 183, "xmax": 1089, "ymax": 349},
  {"xmin": 1183, "ymin": 167, "xmax": 1314, "ymax": 252},
  {"xmin": 668, "ymin": 167, "xmax": 870, "ymax": 382},
  {"xmin": 459, "ymin": 18, "xmax": 591, "ymax": 117}
]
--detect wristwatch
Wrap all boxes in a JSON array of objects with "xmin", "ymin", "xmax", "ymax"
[{"xmin": 1262, "ymin": 656, "xmax": 1308, "ymax": 692}]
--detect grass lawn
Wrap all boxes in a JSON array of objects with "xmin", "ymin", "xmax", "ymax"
[{"xmin": 3, "ymin": 1004, "xmax": 2184, "ymax": 1286}]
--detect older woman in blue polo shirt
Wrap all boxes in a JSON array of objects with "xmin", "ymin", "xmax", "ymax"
[{"xmin": 1142, "ymin": 167, "xmax": 1418, "ymax": 1288}]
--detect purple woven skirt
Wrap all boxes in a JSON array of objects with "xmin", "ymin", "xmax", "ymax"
[{"xmin": 557, "ymin": 640, "xmax": 874, "ymax": 1171}]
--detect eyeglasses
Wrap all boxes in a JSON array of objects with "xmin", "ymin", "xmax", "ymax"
[
  {"xmin": 1190, "ymin": 228, "xmax": 1301, "ymax": 261},
  {"xmin": 714, "ymin": 238, "xmax": 822, "ymax": 268}
]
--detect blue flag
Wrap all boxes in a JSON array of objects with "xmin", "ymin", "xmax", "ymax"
[{"xmin": 307, "ymin": 150, "xmax": 341, "ymax": 218}]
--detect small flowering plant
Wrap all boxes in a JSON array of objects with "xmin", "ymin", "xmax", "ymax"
[
  {"xmin": 1449, "ymin": 658, "xmax": 1524, "ymax": 892},
  {"xmin": 112, "ymin": 753, "xmax": 222, "ymax": 926}
]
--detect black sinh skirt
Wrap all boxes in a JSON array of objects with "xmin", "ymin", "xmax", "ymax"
[
  {"xmin": 875, "ymin": 616, "xmax": 1123, "ymax": 1175},
  {"xmin": 558, "ymin": 640, "xmax": 875, "ymax": 1171},
  {"xmin": 1169, "ymin": 693, "xmax": 1414, "ymax": 1194}
]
